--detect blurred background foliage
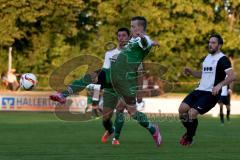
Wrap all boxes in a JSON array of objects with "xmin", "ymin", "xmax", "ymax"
[{"xmin": 0, "ymin": 0, "xmax": 239, "ymax": 92}]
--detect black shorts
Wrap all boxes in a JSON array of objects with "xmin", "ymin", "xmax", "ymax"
[
  {"xmin": 97, "ymin": 69, "xmax": 112, "ymax": 89},
  {"xmin": 218, "ymin": 95, "xmax": 230, "ymax": 105},
  {"xmin": 182, "ymin": 90, "xmax": 219, "ymax": 115},
  {"xmin": 92, "ymin": 100, "xmax": 99, "ymax": 106}
]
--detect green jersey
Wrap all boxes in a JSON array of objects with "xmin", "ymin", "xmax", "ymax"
[
  {"xmin": 111, "ymin": 35, "xmax": 152, "ymax": 78},
  {"xmin": 110, "ymin": 35, "xmax": 153, "ymax": 97}
]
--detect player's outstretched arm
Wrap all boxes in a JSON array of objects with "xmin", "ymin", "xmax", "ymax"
[{"xmin": 184, "ymin": 67, "xmax": 201, "ymax": 78}]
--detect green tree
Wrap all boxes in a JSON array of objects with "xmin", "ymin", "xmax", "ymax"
[
  {"xmin": 0, "ymin": 0, "xmax": 84, "ymax": 73},
  {"xmin": 1, "ymin": 0, "xmax": 239, "ymax": 90}
]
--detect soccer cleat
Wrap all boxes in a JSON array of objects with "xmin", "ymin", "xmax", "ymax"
[
  {"xmin": 49, "ymin": 92, "xmax": 66, "ymax": 104},
  {"xmin": 152, "ymin": 124, "xmax": 162, "ymax": 147},
  {"xmin": 112, "ymin": 138, "xmax": 120, "ymax": 145},
  {"xmin": 101, "ymin": 131, "xmax": 113, "ymax": 143},
  {"xmin": 179, "ymin": 133, "xmax": 193, "ymax": 146},
  {"xmin": 179, "ymin": 133, "xmax": 187, "ymax": 145},
  {"xmin": 181, "ymin": 138, "xmax": 193, "ymax": 146}
]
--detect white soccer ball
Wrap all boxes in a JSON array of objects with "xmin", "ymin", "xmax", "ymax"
[{"xmin": 20, "ymin": 73, "xmax": 37, "ymax": 90}]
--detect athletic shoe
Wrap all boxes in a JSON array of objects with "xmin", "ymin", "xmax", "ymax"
[
  {"xmin": 179, "ymin": 133, "xmax": 187, "ymax": 144},
  {"xmin": 152, "ymin": 124, "xmax": 162, "ymax": 147},
  {"xmin": 49, "ymin": 92, "xmax": 66, "ymax": 104},
  {"xmin": 179, "ymin": 133, "xmax": 193, "ymax": 146},
  {"xmin": 101, "ymin": 131, "xmax": 113, "ymax": 143},
  {"xmin": 112, "ymin": 138, "xmax": 120, "ymax": 145}
]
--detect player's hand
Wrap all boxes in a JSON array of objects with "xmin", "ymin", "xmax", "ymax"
[
  {"xmin": 136, "ymin": 30, "xmax": 145, "ymax": 38},
  {"xmin": 228, "ymin": 89, "xmax": 233, "ymax": 95},
  {"xmin": 212, "ymin": 84, "xmax": 222, "ymax": 96},
  {"xmin": 184, "ymin": 67, "xmax": 192, "ymax": 76},
  {"xmin": 152, "ymin": 41, "xmax": 160, "ymax": 47}
]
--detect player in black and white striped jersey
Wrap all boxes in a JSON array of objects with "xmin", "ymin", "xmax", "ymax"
[{"xmin": 178, "ymin": 34, "xmax": 236, "ymax": 146}]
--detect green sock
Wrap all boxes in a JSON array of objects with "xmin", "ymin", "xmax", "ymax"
[
  {"xmin": 132, "ymin": 111, "xmax": 156, "ymax": 135},
  {"xmin": 114, "ymin": 111, "xmax": 125, "ymax": 140},
  {"xmin": 61, "ymin": 74, "xmax": 93, "ymax": 97}
]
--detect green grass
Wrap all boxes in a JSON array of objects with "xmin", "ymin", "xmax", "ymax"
[{"xmin": 0, "ymin": 112, "xmax": 240, "ymax": 160}]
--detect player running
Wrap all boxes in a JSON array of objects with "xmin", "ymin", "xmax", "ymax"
[{"xmin": 179, "ymin": 34, "xmax": 236, "ymax": 146}]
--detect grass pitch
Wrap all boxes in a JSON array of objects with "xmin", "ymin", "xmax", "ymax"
[{"xmin": 0, "ymin": 112, "xmax": 239, "ymax": 160}]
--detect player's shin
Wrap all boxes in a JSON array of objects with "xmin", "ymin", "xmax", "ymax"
[
  {"xmin": 62, "ymin": 74, "xmax": 93, "ymax": 97},
  {"xmin": 114, "ymin": 111, "xmax": 125, "ymax": 140},
  {"xmin": 132, "ymin": 111, "xmax": 156, "ymax": 135},
  {"xmin": 227, "ymin": 109, "xmax": 230, "ymax": 121},
  {"xmin": 188, "ymin": 119, "xmax": 198, "ymax": 138},
  {"xmin": 179, "ymin": 113, "xmax": 190, "ymax": 131}
]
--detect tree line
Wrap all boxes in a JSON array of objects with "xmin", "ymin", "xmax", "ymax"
[{"xmin": 0, "ymin": 0, "xmax": 239, "ymax": 85}]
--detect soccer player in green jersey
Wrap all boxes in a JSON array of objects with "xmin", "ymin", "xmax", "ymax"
[
  {"xmin": 49, "ymin": 28, "xmax": 130, "ymax": 102},
  {"xmin": 50, "ymin": 19, "xmax": 162, "ymax": 147},
  {"xmin": 105, "ymin": 16, "xmax": 162, "ymax": 147},
  {"xmin": 50, "ymin": 28, "xmax": 131, "ymax": 145}
]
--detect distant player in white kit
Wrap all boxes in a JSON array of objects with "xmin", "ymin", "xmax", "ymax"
[{"xmin": 218, "ymin": 82, "xmax": 232, "ymax": 124}]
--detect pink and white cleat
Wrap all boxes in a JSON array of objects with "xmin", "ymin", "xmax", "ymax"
[
  {"xmin": 152, "ymin": 124, "xmax": 162, "ymax": 147},
  {"xmin": 49, "ymin": 92, "xmax": 66, "ymax": 104},
  {"xmin": 112, "ymin": 138, "xmax": 120, "ymax": 145}
]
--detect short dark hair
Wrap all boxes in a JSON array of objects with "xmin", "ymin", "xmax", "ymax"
[
  {"xmin": 131, "ymin": 16, "xmax": 147, "ymax": 31},
  {"xmin": 210, "ymin": 34, "xmax": 223, "ymax": 45},
  {"xmin": 117, "ymin": 27, "xmax": 130, "ymax": 36}
]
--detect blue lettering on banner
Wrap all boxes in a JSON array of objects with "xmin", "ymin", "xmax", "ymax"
[
  {"xmin": 9, "ymin": 96, "xmax": 87, "ymax": 108},
  {"xmin": 23, "ymin": 98, "xmax": 28, "ymax": 105},
  {"xmin": 16, "ymin": 98, "xmax": 23, "ymax": 105},
  {"xmin": 15, "ymin": 97, "xmax": 58, "ymax": 107}
]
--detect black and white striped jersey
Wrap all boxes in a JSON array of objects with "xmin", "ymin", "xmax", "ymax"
[{"xmin": 196, "ymin": 52, "xmax": 232, "ymax": 92}]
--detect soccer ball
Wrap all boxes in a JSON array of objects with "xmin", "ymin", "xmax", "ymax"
[{"xmin": 20, "ymin": 73, "xmax": 37, "ymax": 90}]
